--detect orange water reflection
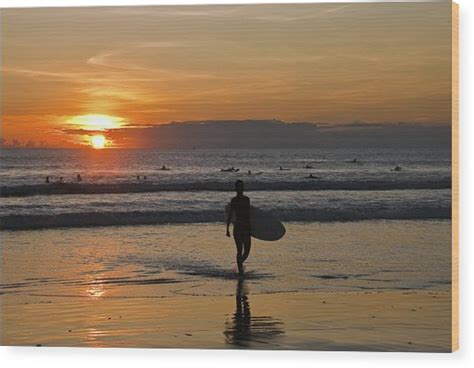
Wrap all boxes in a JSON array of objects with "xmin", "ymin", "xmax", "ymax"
[
  {"xmin": 86, "ymin": 283, "xmax": 105, "ymax": 298},
  {"xmin": 84, "ymin": 275, "xmax": 107, "ymax": 298}
]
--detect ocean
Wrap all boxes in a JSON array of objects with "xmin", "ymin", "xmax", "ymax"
[{"xmin": 1, "ymin": 147, "xmax": 451, "ymax": 230}]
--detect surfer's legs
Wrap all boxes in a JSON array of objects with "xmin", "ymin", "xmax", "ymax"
[
  {"xmin": 233, "ymin": 233, "xmax": 244, "ymax": 275},
  {"xmin": 242, "ymin": 233, "xmax": 251, "ymax": 262}
]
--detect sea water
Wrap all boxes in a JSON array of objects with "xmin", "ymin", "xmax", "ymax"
[
  {"xmin": 0, "ymin": 147, "xmax": 451, "ymax": 296},
  {"xmin": 0, "ymin": 148, "xmax": 451, "ymax": 229}
]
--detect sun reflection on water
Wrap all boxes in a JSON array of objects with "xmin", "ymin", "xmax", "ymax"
[{"xmin": 85, "ymin": 278, "xmax": 106, "ymax": 298}]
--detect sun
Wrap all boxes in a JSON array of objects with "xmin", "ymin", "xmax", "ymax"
[
  {"xmin": 64, "ymin": 114, "xmax": 123, "ymax": 148},
  {"xmin": 90, "ymin": 134, "xmax": 106, "ymax": 149}
]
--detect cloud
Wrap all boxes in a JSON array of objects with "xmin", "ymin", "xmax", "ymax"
[
  {"xmin": 86, "ymin": 47, "xmax": 219, "ymax": 81},
  {"xmin": 2, "ymin": 67, "xmax": 92, "ymax": 83},
  {"xmin": 66, "ymin": 119, "xmax": 452, "ymax": 149},
  {"xmin": 250, "ymin": 4, "xmax": 352, "ymax": 22},
  {"xmin": 105, "ymin": 4, "xmax": 350, "ymax": 23},
  {"xmin": 106, "ymin": 6, "xmax": 240, "ymax": 18},
  {"xmin": 60, "ymin": 128, "xmax": 106, "ymax": 136}
]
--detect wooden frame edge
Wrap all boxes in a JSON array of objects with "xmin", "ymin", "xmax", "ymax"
[{"xmin": 451, "ymin": 0, "xmax": 459, "ymax": 353}]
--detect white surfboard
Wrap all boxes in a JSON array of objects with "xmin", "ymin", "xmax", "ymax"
[{"xmin": 225, "ymin": 204, "xmax": 286, "ymax": 241}]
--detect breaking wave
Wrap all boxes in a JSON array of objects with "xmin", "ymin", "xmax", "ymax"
[
  {"xmin": 1, "ymin": 206, "xmax": 451, "ymax": 231},
  {"xmin": 1, "ymin": 179, "xmax": 451, "ymax": 197}
]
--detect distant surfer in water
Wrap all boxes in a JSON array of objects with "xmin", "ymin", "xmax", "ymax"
[{"xmin": 226, "ymin": 180, "xmax": 251, "ymax": 277}]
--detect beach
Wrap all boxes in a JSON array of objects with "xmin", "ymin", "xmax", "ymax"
[
  {"xmin": 1, "ymin": 1, "xmax": 456, "ymax": 356},
  {"xmin": 1, "ymin": 221, "xmax": 452, "ymax": 351},
  {"xmin": 0, "ymin": 147, "xmax": 452, "ymax": 351}
]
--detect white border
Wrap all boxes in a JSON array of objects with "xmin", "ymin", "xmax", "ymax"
[
  {"xmin": 0, "ymin": 0, "xmax": 454, "ymax": 8},
  {"xmin": 1, "ymin": 1, "xmax": 473, "ymax": 368}
]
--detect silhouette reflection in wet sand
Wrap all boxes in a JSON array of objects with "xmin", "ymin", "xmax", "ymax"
[{"xmin": 224, "ymin": 279, "xmax": 284, "ymax": 348}]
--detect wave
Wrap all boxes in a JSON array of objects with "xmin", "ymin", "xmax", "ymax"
[
  {"xmin": 0, "ymin": 207, "xmax": 451, "ymax": 230},
  {"xmin": 0, "ymin": 179, "xmax": 451, "ymax": 197}
]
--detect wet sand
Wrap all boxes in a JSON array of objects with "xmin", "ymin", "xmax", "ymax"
[
  {"xmin": 1, "ymin": 288, "xmax": 451, "ymax": 351},
  {"xmin": 0, "ymin": 221, "xmax": 452, "ymax": 351}
]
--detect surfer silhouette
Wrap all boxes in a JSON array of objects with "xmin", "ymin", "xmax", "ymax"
[{"xmin": 226, "ymin": 180, "xmax": 251, "ymax": 277}]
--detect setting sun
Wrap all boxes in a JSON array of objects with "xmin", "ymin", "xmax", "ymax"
[{"xmin": 90, "ymin": 134, "xmax": 106, "ymax": 149}]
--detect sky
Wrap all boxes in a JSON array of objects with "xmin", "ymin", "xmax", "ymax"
[{"xmin": 1, "ymin": 2, "xmax": 453, "ymax": 148}]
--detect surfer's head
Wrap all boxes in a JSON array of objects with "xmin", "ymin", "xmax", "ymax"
[{"xmin": 235, "ymin": 180, "xmax": 244, "ymax": 195}]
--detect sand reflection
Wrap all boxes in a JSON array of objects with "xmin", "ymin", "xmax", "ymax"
[{"xmin": 224, "ymin": 278, "xmax": 284, "ymax": 347}]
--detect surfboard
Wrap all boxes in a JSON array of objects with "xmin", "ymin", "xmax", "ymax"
[{"xmin": 225, "ymin": 204, "xmax": 286, "ymax": 241}]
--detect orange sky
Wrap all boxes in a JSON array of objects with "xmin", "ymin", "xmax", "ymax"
[{"xmin": 1, "ymin": 2, "xmax": 452, "ymax": 148}]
